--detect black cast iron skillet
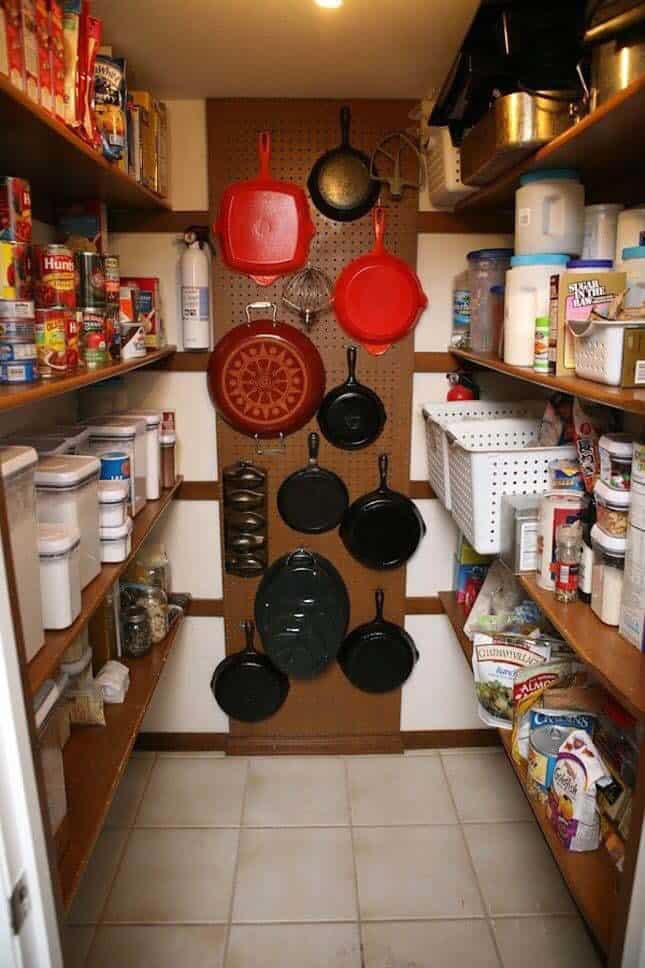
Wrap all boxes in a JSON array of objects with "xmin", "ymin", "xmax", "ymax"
[
  {"xmin": 338, "ymin": 589, "xmax": 419, "ymax": 693},
  {"xmin": 340, "ymin": 454, "xmax": 425, "ymax": 569},
  {"xmin": 211, "ymin": 620, "xmax": 289, "ymax": 722},
  {"xmin": 317, "ymin": 346, "xmax": 386, "ymax": 450},
  {"xmin": 277, "ymin": 432, "xmax": 349, "ymax": 533},
  {"xmin": 307, "ymin": 106, "xmax": 380, "ymax": 223}
]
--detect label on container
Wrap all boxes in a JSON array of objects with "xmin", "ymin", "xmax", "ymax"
[
  {"xmin": 182, "ymin": 285, "xmax": 209, "ymax": 321},
  {"xmin": 518, "ymin": 208, "xmax": 531, "ymax": 227},
  {"xmin": 518, "ymin": 521, "xmax": 538, "ymax": 572}
]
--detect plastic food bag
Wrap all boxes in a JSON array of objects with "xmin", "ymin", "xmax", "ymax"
[
  {"xmin": 94, "ymin": 54, "xmax": 127, "ymax": 161},
  {"xmin": 472, "ymin": 633, "xmax": 551, "ymax": 730},
  {"xmin": 62, "ymin": 0, "xmax": 81, "ymax": 127}
]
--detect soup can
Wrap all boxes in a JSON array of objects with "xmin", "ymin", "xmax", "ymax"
[
  {"xmin": 0, "ymin": 319, "xmax": 34, "ymax": 341},
  {"xmin": 66, "ymin": 310, "xmax": 81, "ymax": 370},
  {"xmin": 0, "ymin": 299, "xmax": 34, "ymax": 319},
  {"xmin": 75, "ymin": 250, "xmax": 105, "ymax": 307},
  {"xmin": 0, "ymin": 241, "xmax": 32, "ymax": 299},
  {"xmin": 0, "ymin": 342, "xmax": 37, "ymax": 363},
  {"xmin": 527, "ymin": 725, "xmax": 572, "ymax": 799},
  {"xmin": 104, "ymin": 254, "xmax": 120, "ymax": 305},
  {"xmin": 100, "ymin": 451, "xmax": 130, "ymax": 481},
  {"xmin": 80, "ymin": 305, "xmax": 107, "ymax": 368},
  {"xmin": 35, "ymin": 307, "xmax": 68, "ymax": 378},
  {"xmin": 33, "ymin": 244, "xmax": 75, "ymax": 308},
  {"xmin": 0, "ymin": 359, "xmax": 39, "ymax": 383}
]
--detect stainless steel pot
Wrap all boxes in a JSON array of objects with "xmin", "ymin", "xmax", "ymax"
[{"xmin": 590, "ymin": 35, "xmax": 645, "ymax": 109}]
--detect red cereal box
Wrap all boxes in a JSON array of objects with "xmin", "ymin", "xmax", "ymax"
[
  {"xmin": 35, "ymin": 0, "xmax": 51, "ymax": 112},
  {"xmin": 20, "ymin": 0, "xmax": 38, "ymax": 102},
  {"xmin": 49, "ymin": 0, "xmax": 64, "ymax": 120},
  {"xmin": 0, "ymin": 177, "xmax": 32, "ymax": 243},
  {"xmin": 4, "ymin": 0, "xmax": 24, "ymax": 89}
]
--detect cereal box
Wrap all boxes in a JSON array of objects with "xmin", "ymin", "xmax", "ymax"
[
  {"xmin": 20, "ymin": 0, "xmax": 38, "ymax": 101},
  {"xmin": 4, "ymin": 0, "xmax": 24, "ymax": 89},
  {"xmin": 49, "ymin": 0, "xmax": 64, "ymax": 120},
  {"xmin": 35, "ymin": 0, "xmax": 51, "ymax": 110}
]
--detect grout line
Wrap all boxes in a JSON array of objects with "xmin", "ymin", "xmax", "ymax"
[
  {"xmin": 343, "ymin": 758, "xmax": 366, "ymax": 968},
  {"xmin": 221, "ymin": 758, "xmax": 250, "ymax": 968}
]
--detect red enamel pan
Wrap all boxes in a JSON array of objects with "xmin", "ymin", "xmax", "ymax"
[
  {"xmin": 215, "ymin": 131, "xmax": 315, "ymax": 286},
  {"xmin": 333, "ymin": 206, "xmax": 427, "ymax": 355}
]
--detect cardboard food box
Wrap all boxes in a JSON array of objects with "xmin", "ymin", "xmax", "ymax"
[
  {"xmin": 49, "ymin": 0, "xmax": 65, "ymax": 120},
  {"xmin": 20, "ymin": 0, "xmax": 38, "ymax": 101},
  {"xmin": 156, "ymin": 99, "xmax": 169, "ymax": 199},
  {"xmin": 549, "ymin": 270, "xmax": 626, "ymax": 376},
  {"xmin": 621, "ymin": 326, "xmax": 645, "ymax": 387},
  {"xmin": 35, "ymin": 0, "xmax": 51, "ymax": 111},
  {"xmin": 121, "ymin": 275, "xmax": 164, "ymax": 348},
  {"xmin": 130, "ymin": 90, "xmax": 157, "ymax": 192},
  {"xmin": 4, "ymin": 0, "xmax": 24, "ymax": 90}
]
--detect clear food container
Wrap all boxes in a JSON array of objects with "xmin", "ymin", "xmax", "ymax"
[
  {"xmin": 99, "ymin": 517, "xmax": 133, "ymax": 563},
  {"xmin": 594, "ymin": 480, "xmax": 630, "ymax": 538},
  {"xmin": 86, "ymin": 416, "xmax": 147, "ymax": 516},
  {"xmin": 98, "ymin": 479, "xmax": 129, "ymax": 528},
  {"xmin": 599, "ymin": 434, "xmax": 634, "ymax": 490},
  {"xmin": 38, "ymin": 523, "xmax": 82, "ymax": 630},
  {"xmin": 591, "ymin": 524, "xmax": 626, "ymax": 626},
  {"xmin": 122, "ymin": 605, "xmax": 152, "ymax": 658}
]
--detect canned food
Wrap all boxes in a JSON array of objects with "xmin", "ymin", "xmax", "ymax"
[
  {"xmin": 33, "ymin": 244, "xmax": 75, "ymax": 308},
  {"xmin": 527, "ymin": 725, "xmax": 572, "ymax": 799},
  {"xmin": 75, "ymin": 251, "xmax": 105, "ymax": 307},
  {"xmin": 0, "ymin": 319, "xmax": 35, "ymax": 341},
  {"xmin": 35, "ymin": 308, "xmax": 68, "ymax": 378},
  {"xmin": 0, "ymin": 360, "xmax": 39, "ymax": 383},
  {"xmin": 0, "ymin": 242, "xmax": 32, "ymax": 299},
  {"xmin": 80, "ymin": 305, "xmax": 107, "ymax": 369},
  {"xmin": 0, "ymin": 177, "xmax": 32, "ymax": 243},
  {"xmin": 104, "ymin": 254, "xmax": 120, "ymax": 305},
  {"xmin": 66, "ymin": 310, "xmax": 81, "ymax": 370},
  {"xmin": 0, "ymin": 299, "xmax": 34, "ymax": 320},
  {"xmin": 100, "ymin": 451, "xmax": 131, "ymax": 481},
  {"xmin": 0, "ymin": 342, "xmax": 37, "ymax": 363}
]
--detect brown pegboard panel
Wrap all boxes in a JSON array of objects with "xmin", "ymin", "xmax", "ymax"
[{"xmin": 206, "ymin": 99, "xmax": 418, "ymax": 743}]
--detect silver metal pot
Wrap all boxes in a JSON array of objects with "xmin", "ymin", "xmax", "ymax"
[{"xmin": 590, "ymin": 35, "xmax": 645, "ymax": 109}]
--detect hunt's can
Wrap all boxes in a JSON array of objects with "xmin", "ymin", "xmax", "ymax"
[
  {"xmin": 80, "ymin": 305, "xmax": 107, "ymax": 368},
  {"xmin": 0, "ymin": 360, "xmax": 39, "ymax": 383},
  {"xmin": 33, "ymin": 244, "xmax": 75, "ymax": 308},
  {"xmin": 66, "ymin": 310, "xmax": 82, "ymax": 370},
  {"xmin": 0, "ymin": 241, "xmax": 32, "ymax": 299},
  {"xmin": 0, "ymin": 299, "xmax": 34, "ymax": 320},
  {"xmin": 527, "ymin": 725, "xmax": 572, "ymax": 800},
  {"xmin": 104, "ymin": 254, "xmax": 120, "ymax": 305},
  {"xmin": 100, "ymin": 451, "xmax": 130, "ymax": 482},
  {"xmin": 35, "ymin": 307, "xmax": 68, "ymax": 378},
  {"xmin": 0, "ymin": 342, "xmax": 37, "ymax": 362},
  {"xmin": 0, "ymin": 319, "xmax": 35, "ymax": 341},
  {"xmin": 75, "ymin": 250, "xmax": 106, "ymax": 307}
]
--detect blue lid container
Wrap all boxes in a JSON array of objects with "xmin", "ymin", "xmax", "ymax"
[
  {"xmin": 622, "ymin": 246, "xmax": 645, "ymax": 261},
  {"xmin": 510, "ymin": 253, "xmax": 569, "ymax": 268},
  {"xmin": 519, "ymin": 169, "xmax": 581, "ymax": 186},
  {"xmin": 467, "ymin": 249, "xmax": 514, "ymax": 262},
  {"xmin": 567, "ymin": 259, "xmax": 614, "ymax": 269}
]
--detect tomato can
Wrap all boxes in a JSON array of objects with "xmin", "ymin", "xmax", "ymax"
[
  {"xmin": 0, "ymin": 241, "xmax": 32, "ymax": 299},
  {"xmin": 0, "ymin": 360, "xmax": 39, "ymax": 383},
  {"xmin": 66, "ymin": 310, "xmax": 82, "ymax": 370},
  {"xmin": 35, "ymin": 307, "xmax": 68, "ymax": 378},
  {"xmin": 104, "ymin": 254, "xmax": 120, "ymax": 305},
  {"xmin": 0, "ymin": 177, "xmax": 32, "ymax": 243},
  {"xmin": 0, "ymin": 342, "xmax": 37, "ymax": 362},
  {"xmin": 80, "ymin": 306, "xmax": 108, "ymax": 368},
  {"xmin": 0, "ymin": 299, "xmax": 34, "ymax": 320},
  {"xmin": 33, "ymin": 244, "xmax": 75, "ymax": 308},
  {"xmin": 75, "ymin": 250, "xmax": 106, "ymax": 307},
  {"xmin": 0, "ymin": 319, "xmax": 35, "ymax": 341}
]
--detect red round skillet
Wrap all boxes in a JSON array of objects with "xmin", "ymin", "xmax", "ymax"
[
  {"xmin": 214, "ymin": 131, "xmax": 315, "ymax": 286},
  {"xmin": 208, "ymin": 302, "xmax": 326, "ymax": 439},
  {"xmin": 333, "ymin": 206, "xmax": 427, "ymax": 355}
]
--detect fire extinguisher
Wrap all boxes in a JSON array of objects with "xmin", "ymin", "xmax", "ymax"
[
  {"xmin": 446, "ymin": 371, "xmax": 479, "ymax": 401},
  {"xmin": 181, "ymin": 226, "xmax": 212, "ymax": 351}
]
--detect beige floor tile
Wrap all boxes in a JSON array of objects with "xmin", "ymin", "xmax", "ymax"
[
  {"xmin": 347, "ymin": 755, "xmax": 457, "ymax": 826},
  {"xmin": 492, "ymin": 916, "xmax": 602, "ymax": 968},
  {"xmin": 226, "ymin": 923, "xmax": 361, "ymax": 968},
  {"xmin": 158, "ymin": 751, "xmax": 227, "ymax": 758},
  {"xmin": 353, "ymin": 825, "xmax": 484, "ymax": 920},
  {"xmin": 464, "ymin": 823, "xmax": 575, "ymax": 916},
  {"xmin": 361, "ymin": 920, "xmax": 501, "ymax": 967},
  {"xmin": 232, "ymin": 827, "xmax": 357, "ymax": 923},
  {"xmin": 243, "ymin": 757, "xmax": 348, "ymax": 827},
  {"xmin": 62, "ymin": 924, "xmax": 94, "ymax": 968},
  {"xmin": 136, "ymin": 756, "xmax": 247, "ymax": 827},
  {"xmin": 105, "ymin": 754, "xmax": 156, "ymax": 828},
  {"xmin": 103, "ymin": 828, "xmax": 238, "ymax": 923},
  {"xmin": 441, "ymin": 750, "xmax": 532, "ymax": 823},
  {"xmin": 67, "ymin": 828, "xmax": 129, "ymax": 924},
  {"xmin": 88, "ymin": 925, "xmax": 227, "ymax": 968}
]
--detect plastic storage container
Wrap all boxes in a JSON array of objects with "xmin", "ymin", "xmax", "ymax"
[
  {"xmin": 98, "ymin": 479, "xmax": 129, "ymax": 527},
  {"xmin": 623, "ymin": 246, "xmax": 645, "ymax": 308},
  {"xmin": 616, "ymin": 207, "xmax": 645, "ymax": 266},
  {"xmin": 467, "ymin": 249, "xmax": 513, "ymax": 353},
  {"xmin": 514, "ymin": 169, "xmax": 585, "ymax": 257},
  {"xmin": 86, "ymin": 417, "xmax": 147, "ymax": 516},
  {"xmin": 34, "ymin": 675, "xmax": 69, "ymax": 849},
  {"xmin": 117, "ymin": 410, "xmax": 161, "ymax": 500},
  {"xmin": 35, "ymin": 454, "xmax": 101, "ymax": 590},
  {"xmin": 569, "ymin": 316, "xmax": 642, "ymax": 386},
  {"xmin": 583, "ymin": 204, "xmax": 623, "ymax": 262},
  {"xmin": 0, "ymin": 446, "xmax": 44, "ymax": 662},
  {"xmin": 599, "ymin": 434, "xmax": 633, "ymax": 490},
  {"xmin": 503, "ymin": 253, "xmax": 569, "ymax": 366},
  {"xmin": 619, "ymin": 521, "xmax": 645, "ymax": 647},
  {"xmin": 160, "ymin": 431, "xmax": 176, "ymax": 489},
  {"xmin": 99, "ymin": 517, "xmax": 133, "ymax": 563},
  {"xmin": 591, "ymin": 524, "xmax": 625, "ymax": 626},
  {"xmin": 8, "ymin": 434, "xmax": 73, "ymax": 456},
  {"xmin": 594, "ymin": 479, "xmax": 630, "ymax": 538},
  {"xmin": 38, "ymin": 523, "xmax": 81, "ymax": 630},
  {"xmin": 51, "ymin": 423, "xmax": 91, "ymax": 454}
]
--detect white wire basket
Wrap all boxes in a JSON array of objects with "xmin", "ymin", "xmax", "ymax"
[
  {"xmin": 422, "ymin": 400, "xmax": 544, "ymax": 510},
  {"xmin": 444, "ymin": 417, "xmax": 577, "ymax": 554}
]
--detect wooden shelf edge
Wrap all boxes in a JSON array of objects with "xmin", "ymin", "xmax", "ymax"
[{"xmin": 27, "ymin": 475, "xmax": 184, "ymax": 696}]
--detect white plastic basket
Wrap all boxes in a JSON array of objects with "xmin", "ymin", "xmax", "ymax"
[
  {"xmin": 445, "ymin": 417, "xmax": 577, "ymax": 554},
  {"xmin": 422, "ymin": 400, "xmax": 544, "ymax": 510}
]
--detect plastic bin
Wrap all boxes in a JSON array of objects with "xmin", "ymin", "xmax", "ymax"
[{"xmin": 467, "ymin": 248, "xmax": 513, "ymax": 353}]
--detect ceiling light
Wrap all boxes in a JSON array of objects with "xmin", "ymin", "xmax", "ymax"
[{"xmin": 315, "ymin": 0, "xmax": 343, "ymax": 8}]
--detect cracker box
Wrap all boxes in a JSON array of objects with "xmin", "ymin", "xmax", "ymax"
[
  {"xmin": 121, "ymin": 276, "xmax": 164, "ymax": 349},
  {"xmin": 49, "ymin": 0, "xmax": 64, "ymax": 120},
  {"xmin": 20, "ymin": 0, "xmax": 38, "ymax": 101},
  {"xmin": 35, "ymin": 0, "xmax": 51, "ymax": 111},
  {"xmin": 4, "ymin": 0, "xmax": 24, "ymax": 89},
  {"xmin": 549, "ymin": 270, "xmax": 626, "ymax": 376},
  {"xmin": 129, "ymin": 91, "xmax": 157, "ymax": 192}
]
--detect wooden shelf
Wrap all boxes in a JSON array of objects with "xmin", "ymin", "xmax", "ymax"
[
  {"xmin": 456, "ymin": 76, "xmax": 645, "ymax": 214},
  {"xmin": 440, "ymin": 590, "xmax": 620, "ymax": 955},
  {"xmin": 27, "ymin": 476, "xmax": 183, "ymax": 696},
  {"xmin": 0, "ymin": 347, "xmax": 176, "ymax": 415},
  {"xmin": 519, "ymin": 574, "xmax": 645, "ymax": 721},
  {"xmin": 0, "ymin": 75, "xmax": 170, "ymax": 214},
  {"xmin": 451, "ymin": 348, "xmax": 645, "ymax": 416},
  {"xmin": 59, "ymin": 614, "xmax": 184, "ymax": 908}
]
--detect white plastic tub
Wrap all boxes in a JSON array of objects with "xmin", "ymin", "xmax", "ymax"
[
  {"xmin": 8, "ymin": 434, "xmax": 73, "ymax": 456},
  {"xmin": 569, "ymin": 317, "xmax": 643, "ymax": 386},
  {"xmin": 117, "ymin": 410, "xmax": 161, "ymax": 500},
  {"xmin": 51, "ymin": 423, "xmax": 91, "ymax": 454},
  {"xmin": 503, "ymin": 253, "xmax": 569, "ymax": 366},
  {"xmin": 100, "ymin": 517, "xmax": 133, "ymax": 563},
  {"xmin": 86, "ymin": 417, "xmax": 147, "ymax": 516},
  {"xmin": 515, "ymin": 169, "xmax": 584, "ymax": 257},
  {"xmin": 98, "ymin": 479, "xmax": 129, "ymax": 528},
  {"xmin": 35, "ymin": 455, "xmax": 101, "ymax": 590},
  {"xmin": 623, "ymin": 246, "xmax": 645, "ymax": 308},
  {"xmin": 38, "ymin": 523, "xmax": 82, "ymax": 630},
  {"xmin": 0, "ymin": 446, "xmax": 44, "ymax": 661},
  {"xmin": 583, "ymin": 204, "xmax": 623, "ymax": 262}
]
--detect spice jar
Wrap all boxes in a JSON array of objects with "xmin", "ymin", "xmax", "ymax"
[
  {"xmin": 160, "ymin": 431, "xmax": 176, "ymax": 489},
  {"xmin": 136, "ymin": 584, "xmax": 168, "ymax": 643},
  {"xmin": 591, "ymin": 525, "xmax": 626, "ymax": 626},
  {"xmin": 122, "ymin": 605, "xmax": 152, "ymax": 657},
  {"xmin": 599, "ymin": 434, "xmax": 633, "ymax": 490},
  {"xmin": 594, "ymin": 480, "xmax": 630, "ymax": 537},
  {"xmin": 553, "ymin": 526, "xmax": 581, "ymax": 603}
]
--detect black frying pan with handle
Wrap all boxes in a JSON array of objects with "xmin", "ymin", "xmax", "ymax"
[
  {"xmin": 307, "ymin": 106, "xmax": 380, "ymax": 223},
  {"xmin": 340, "ymin": 454, "xmax": 425, "ymax": 569},
  {"xmin": 277, "ymin": 432, "xmax": 349, "ymax": 533},
  {"xmin": 211, "ymin": 620, "xmax": 289, "ymax": 722},
  {"xmin": 317, "ymin": 346, "xmax": 386, "ymax": 450},
  {"xmin": 338, "ymin": 589, "xmax": 419, "ymax": 693}
]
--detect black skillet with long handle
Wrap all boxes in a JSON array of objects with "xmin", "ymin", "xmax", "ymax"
[
  {"xmin": 338, "ymin": 589, "xmax": 419, "ymax": 693},
  {"xmin": 211, "ymin": 620, "xmax": 289, "ymax": 722},
  {"xmin": 317, "ymin": 345, "xmax": 386, "ymax": 450},
  {"xmin": 340, "ymin": 454, "xmax": 425, "ymax": 569},
  {"xmin": 307, "ymin": 106, "xmax": 380, "ymax": 223},
  {"xmin": 277, "ymin": 432, "xmax": 349, "ymax": 533}
]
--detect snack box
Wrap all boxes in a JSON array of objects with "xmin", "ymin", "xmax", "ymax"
[
  {"xmin": 0, "ymin": 176, "xmax": 32, "ymax": 242},
  {"xmin": 4, "ymin": 0, "xmax": 24, "ymax": 90},
  {"xmin": 120, "ymin": 276, "xmax": 164, "ymax": 348},
  {"xmin": 57, "ymin": 200, "xmax": 108, "ymax": 253},
  {"xmin": 49, "ymin": 0, "xmax": 64, "ymax": 120},
  {"xmin": 549, "ymin": 270, "xmax": 626, "ymax": 376},
  {"xmin": 129, "ymin": 91, "xmax": 157, "ymax": 192},
  {"xmin": 35, "ymin": 0, "xmax": 51, "ymax": 111},
  {"xmin": 20, "ymin": 0, "xmax": 38, "ymax": 101}
]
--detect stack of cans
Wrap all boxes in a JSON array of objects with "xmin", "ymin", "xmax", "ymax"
[
  {"xmin": 34, "ymin": 243, "xmax": 76, "ymax": 378},
  {"xmin": 0, "ymin": 177, "xmax": 38, "ymax": 384},
  {"xmin": 104, "ymin": 255, "xmax": 121, "ymax": 359},
  {"xmin": 75, "ymin": 250, "xmax": 108, "ymax": 369}
]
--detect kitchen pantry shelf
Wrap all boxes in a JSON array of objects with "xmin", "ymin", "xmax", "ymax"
[
  {"xmin": 27, "ymin": 476, "xmax": 184, "ymax": 697},
  {"xmin": 451, "ymin": 348, "xmax": 645, "ymax": 417},
  {"xmin": 0, "ymin": 74, "xmax": 170, "ymax": 213},
  {"xmin": 455, "ymin": 75, "xmax": 645, "ymax": 214},
  {"xmin": 0, "ymin": 346, "xmax": 176, "ymax": 414},
  {"xmin": 439, "ymin": 590, "xmax": 619, "ymax": 956},
  {"xmin": 58, "ymin": 613, "xmax": 184, "ymax": 909}
]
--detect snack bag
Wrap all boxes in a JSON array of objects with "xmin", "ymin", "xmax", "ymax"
[
  {"xmin": 76, "ymin": 4, "xmax": 100, "ymax": 146},
  {"xmin": 50, "ymin": 0, "xmax": 65, "ymax": 120},
  {"xmin": 62, "ymin": 0, "xmax": 80, "ymax": 126},
  {"xmin": 93, "ymin": 54, "xmax": 126, "ymax": 161},
  {"xmin": 547, "ymin": 730, "xmax": 611, "ymax": 852},
  {"xmin": 472, "ymin": 633, "xmax": 551, "ymax": 730}
]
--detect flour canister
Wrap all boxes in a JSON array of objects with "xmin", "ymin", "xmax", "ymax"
[
  {"xmin": 503, "ymin": 254, "xmax": 569, "ymax": 366},
  {"xmin": 514, "ymin": 169, "xmax": 585, "ymax": 257},
  {"xmin": 616, "ymin": 207, "xmax": 645, "ymax": 267}
]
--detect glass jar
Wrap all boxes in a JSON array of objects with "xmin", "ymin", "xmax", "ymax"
[
  {"xmin": 599, "ymin": 434, "xmax": 633, "ymax": 490},
  {"xmin": 160, "ymin": 431, "xmax": 176, "ymax": 489},
  {"xmin": 122, "ymin": 605, "xmax": 152, "ymax": 657},
  {"xmin": 594, "ymin": 479, "xmax": 630, "ymax": 538},
  {"xmin": 136, "ymin": 584, "xmax": 168, "ymax": 643},
  {"xmin": 591, "ymin": 525, "xmax": 626, "ymax": 626},
  {"xmin": 554, "ymin": 528, "xmax": 581, "ymax": 603},
  {"xmin": 128, "ymin": 544, "xmax": 170, "ymax": 593}
]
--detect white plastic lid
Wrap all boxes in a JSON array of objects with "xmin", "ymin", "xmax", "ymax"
[
  {"xmin": 160, "ymin": 431, "xmax": 176, "ymax": 445},
  {"xmin": 87, "ymin": 416, "xmax": 145, "ymax": 438},
  {"xmin": 117, "ymin": 409, "xmax": 161, "ymax": 428},
  {"xmin": 594, "ymin": 479, "xmax": 631, "ymax": 508},
  {"xmin": 38, "ymin": 522, "xmax": 81, "ymax": 555},
  {"xmin": 100, "ymin": 516, "xmax": 133, "ymax": 541},
  {"xmin": 35, "ymin": 454, "xmax": 101, "ymax": 488},
  {"xmin": 9, "ymin": 434, "xmax": 70, "ymax": 455},
  {"xmin": 591, "ymin": 523, "xmax": 627, "ymax": 555},
  {"xmin": 98, "ymin": 479, "xmax": 129, "ymax": 504},
  {"xmin": 0, "ymin": 445, "xmax": 38, "ymax": 479},
  {"xmin": 599, "ymin": 434, "xmax": 634, "ymax": 459}
]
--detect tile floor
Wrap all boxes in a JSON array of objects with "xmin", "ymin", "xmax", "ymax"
[{"xmin": 64, "ymin": 748, "xmax": 603, "ymax": 968}]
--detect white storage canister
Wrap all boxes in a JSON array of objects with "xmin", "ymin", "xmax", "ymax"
[
  {"xmin": 100, "ymin": 517, "xmax": 133, "ymax": 563},
  {"xmin": 51, "ymin": 423, "xmax": 91, "ymax": 454},
  {"xmin": 591, "ymin": 524, "xmax": 626, "ymax": 626},
  {"xmin": 622, "ymin": 246, "xmax": 645, "ymax": 308},
  {"xmin": 503, "ymin": 253, "xmax": 569, "ymax": 366},
  {"xmin": 38, "ymin": 523, "xmax": 81, "ymax": 630},
  {"xmin": 98, "ymin": 479, "xmax": 129, "ymax": 528},
  {"xmin": 117, "ymin": 410, "xmax": 161, "ymax": 500},
  {"xmin": 599, "ymin": 434, "xmax": 634, "ymax": 490},
  {"xmin": 0, "ymin": 446, "xmax": 44, "ymax": 662},
  {"xmin": 616, "ymin": 207, "xmax": 645, "ymax": 267},
  {"xmin": 583, "ymin": 204, "xmax": 623, "ymax": 262},
  {"xmin": 7, "ymin": 434, "xmax": 73, "ymax": 456},
  {"xmin": 86, "ymin": 417, "xmax": 147, "ymax": 516},
  {"xmin": 515, "ymin": 169, "xmax": 585, "ymax": 257},
  {"xmin": 35, "ymin": 455, "xmax": 101, "ymax": 590}
]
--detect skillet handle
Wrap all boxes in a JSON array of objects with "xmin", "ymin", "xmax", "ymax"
[
  {"xmin": 242, "ymin": 619, "xmax": 256, "ymax": 652},
  {"xmin": 374, "ymin": 588, "xmax": 385, "ymax": 620},
  {"xmin": 257, "ymin": 131, "xmax": 271, "ymax": 178},
  {"xmin": 339, "ymin": 106, "xmax": 351, "ymax": 146},
  {"xmin": 245, "ymin": 301, "xmax": 278, "ymax": 325},
  {"xmin": 372, "ymin": 206, "xmax": 387, "ymax": 254},
  {"xmin": 308, "ymin": 432, "xmax": 320, "ymax": 464},
  {"xmin": 378, "ymin": 453, "xmax": 389, "ymax": 490},
  {"xmin": 346, "ymin": 345, "xmax": 358, "ymax": 383}
]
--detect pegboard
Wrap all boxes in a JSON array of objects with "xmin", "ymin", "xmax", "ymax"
[{"xmin": 206, "ymin": 99, "xmax": 418, "ymax": 749}]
